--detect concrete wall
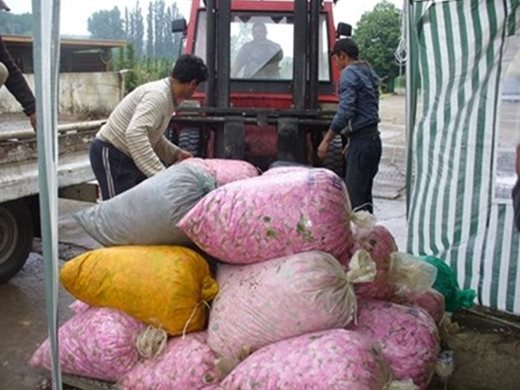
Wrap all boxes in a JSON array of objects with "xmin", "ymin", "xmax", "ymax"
[{"xmin": 0, "ymin": 71, "xmax": 124, "ymax": 116}]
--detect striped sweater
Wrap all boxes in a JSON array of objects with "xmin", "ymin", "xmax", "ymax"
[{"xmin": 96, "ymin": 77, "xmax": 181, "ymax": 177}]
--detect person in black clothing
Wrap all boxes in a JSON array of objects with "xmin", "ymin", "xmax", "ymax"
[
  {"xmin": 0, "ymin": 2, "xmax": 37, "ymax": 129},
  {"xmin": 318, "ymin": 38, "xmax": 381, "ymax": 213}
]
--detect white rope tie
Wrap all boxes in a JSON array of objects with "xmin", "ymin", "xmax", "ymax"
[{"xmin": 182, "ymin": 300, "xmax": 211, "ymax": 339}]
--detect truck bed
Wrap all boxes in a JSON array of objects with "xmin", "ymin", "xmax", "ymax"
[{"xmin": 0, "ymin": 118, "xmax": 105, "ymax": 204}]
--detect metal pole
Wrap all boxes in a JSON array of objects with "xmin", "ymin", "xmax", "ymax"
[
  {"xmin": 32, "ymin": 0, "xmax": 62, "ymax": 388},
  {"xmin": 205, "ymin": 0, "xmax": 216, "ymax": 107},
  {"xmin": 405, "ymin": 0, "xmax": 417, "ymax": 218},
  {"xmin": 216, "ymin": 0, "xmax": 230, "ymax": 108},
  {"xmin": 308, "ymin": 0, "xmax": 320, "ymax": 109},
  {"xmin": 293, "ymin": 0, "xmax": 308, "ymax": 110}
]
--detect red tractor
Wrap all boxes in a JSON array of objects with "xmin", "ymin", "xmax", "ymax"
[{"xmin": 169, "ymin": 0, "xmax": 351, "ymax": 175}]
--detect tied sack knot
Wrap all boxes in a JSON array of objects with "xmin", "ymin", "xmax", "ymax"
[
  {"xmin": 384, "ymin": 379, "xmax": 419, "ymax": 390},
  {"xmin": 136, "ymin": 326, "xmax": 168, "ymax": 359},
  {"xmin": 344, "ymin": 249, "xmax": 377, "ymax": 325},
  {"xmin": 201, "ymin": 275, "xmax": 219, "ymax": 301}
]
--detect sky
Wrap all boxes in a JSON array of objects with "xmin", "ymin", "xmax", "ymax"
[{"xmin": 6, "ymin": 0, "xmax": 404, "ymax": 37}]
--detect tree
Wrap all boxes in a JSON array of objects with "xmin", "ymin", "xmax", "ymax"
[
  {"xmin": 87, "ymin": 7, "xmax": 124, "ymax": 40},
  {"xmin": 353, "ymin": 1, "xmax": 401, "ymax": 84},
  {"xmin": 167, "ymin": 2, "xmax": 184, "ymax": 60},
  {"xmin": 123, "ymin": 1, "xmax": 145, "ymax": 58},
  {"xmin": 146, "ymin": 1, "xmax": 154, "ymax": 57},
  {"xmin": 154, "ymin": 0, "xmax": 166, "ymax": 57}
]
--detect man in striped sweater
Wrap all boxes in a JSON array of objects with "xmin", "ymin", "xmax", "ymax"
[{"xmin": 90, "ymin": 54, "xmax": 208, "ymax": 200}]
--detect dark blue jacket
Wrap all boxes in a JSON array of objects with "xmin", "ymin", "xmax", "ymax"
[{"xmin": 330, "ymin": 62, "xmax": 379, "ymax": 135}]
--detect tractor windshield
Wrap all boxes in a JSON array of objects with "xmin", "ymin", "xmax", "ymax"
[{"xmin": 194, "ymin": 11, "xmax": 331, "ymax": 82}]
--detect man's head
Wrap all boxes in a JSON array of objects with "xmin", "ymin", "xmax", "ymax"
[
  {"xmin": 331, "ymin": 38, "xmax": 359, "ymax": 70},
  {"xmin": 252, "ymin": 22, "xmax": 267, "ymax": 41},
  {"xmin": 170, "ymin": 54, "xmax": 208, "ymax": 99}
]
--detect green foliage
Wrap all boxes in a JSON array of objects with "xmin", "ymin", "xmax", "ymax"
[
  {"xmin": 87, "ymin": 1, "xmax": 182, "ymax": 62},
  {"xmin": 113, "ymin": 44, "xmax": 172, "ymax": 94},
  {"xmin": 131, "ymin": 1, "xmax": 145, "ymax": 58},
  {"xmin": 0, "ymin": 12, "xmax": 32, "ymax": 35},
  {"xmin": 353, "ymin": 1, "xmax": 401, "ymax": 86},
  {"xmin": 87, "ymin": 7, "xmax": 125, "ymax": 39}
]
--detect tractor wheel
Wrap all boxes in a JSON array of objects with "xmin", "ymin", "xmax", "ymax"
[
  {"xmin": 0, "ymin": 200, "xmax": 34, "ymax": 284},
  {"xmin": 178, "ymin": 128, "xmax": 201, "ymax": 157},
  {"xmin": 323, "ymin": 134, "xmax": 345, "ymax": 177}
]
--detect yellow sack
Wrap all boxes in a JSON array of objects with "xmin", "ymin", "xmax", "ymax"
[{"xmin": 60, "ymin": 246, "xmax": 218, "ymax": 335}]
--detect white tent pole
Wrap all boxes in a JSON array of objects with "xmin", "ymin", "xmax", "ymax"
[
  {"xmin": 405, "ymin": 0, "xmax": 417, "ymax": 216},
  {"xmin": 32, "ymin": 0, "xmax": 63, "ymax": 388}
]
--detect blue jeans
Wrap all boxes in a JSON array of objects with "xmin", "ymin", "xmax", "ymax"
[
  {"xmin": 89, "ymin": 138, "xmax": 146, "ymax": 200},
  {"xmin": 344, "ymin": 134, "xmax": 382, "ymax": 213}
]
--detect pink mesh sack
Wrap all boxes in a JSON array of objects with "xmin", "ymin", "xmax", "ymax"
[
  {"xmin": 208, "ymin": 251, "xmax": 375, "ymax": 360},
  {"xmin": 262, "ymin": 166, "xmax": 311, "ymax": 176},
  {"xmin": 392, "ymin": 288, "xmax": 445, "ymax": 324},
  {"xmin": 119, "ymin": 332, "xmax": 220, "ymax": 389},
  {"xmin": 220, "ymin": 329, "xmax": 417, "ymax": 390},
  {"xmin": 350, "ymin": 300, "xmax": 440, "ymax": 390},
  {"xmin": 30, "ymin": 307, "xmax": 145, "ymax": 382},
  {"xmin": 352, "ymin": 225, "xmax": 398, "ymax": 300},
  {"xmin": 179, "ymin": 158, "xmax": 258, "ymax": 186},
  {"xmin": 178, "ymin": 168, "xmax": 354, "ymax": 265}
]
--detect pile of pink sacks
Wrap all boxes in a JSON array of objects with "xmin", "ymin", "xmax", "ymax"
[{"xmin": 31, "ymin": 161, "xmax": 443, "ymax": 389}]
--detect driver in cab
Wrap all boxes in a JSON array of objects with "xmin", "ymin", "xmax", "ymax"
[{"xmin": 231, "ymin": 22, "xmax": 283, "ymax": 79}]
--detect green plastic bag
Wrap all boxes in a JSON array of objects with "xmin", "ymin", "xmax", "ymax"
[{"xmin": 421, "ymin": 256, "xmax": 476, "ymax": 312}]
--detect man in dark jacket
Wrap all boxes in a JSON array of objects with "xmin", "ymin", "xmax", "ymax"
[
  {"xmin": 318, "ymin": 38, "xmax": 381, "ymax": 213},
  {"xmin": 0, "ymin": 1, "xmax": 37, "ymax": 129}
]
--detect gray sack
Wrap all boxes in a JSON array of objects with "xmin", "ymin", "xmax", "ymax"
[{"xmin": 74, "ymin": 164, "xmax": 216, "ymax": 246}]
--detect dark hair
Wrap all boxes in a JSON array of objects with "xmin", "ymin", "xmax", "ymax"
[
  {"xmin": 331, "ymin": 38, "xmax": 359, "ymax": 60},
  {"xmin": 171, "ymin": 54, "xmax": 208, "ymax": 84}
]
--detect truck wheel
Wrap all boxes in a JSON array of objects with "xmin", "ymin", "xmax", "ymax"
[
  {"xmin": 323, "ymin": 135, "xmax": 345, "ymax": 177},
  {"xmin": 178, "ymin": 128, "xmax": 201, "ymax": 157},
  {"xmin": 0, "ymin": 200, "xmax": 34, "ymax": 284}
]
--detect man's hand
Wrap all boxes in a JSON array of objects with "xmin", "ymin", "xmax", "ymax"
[
  {"xmin": 317, "ymin": 129, "xmax": 337, "ymax": 161},
  {"xmin": 29, "ymin": 112, "xmax": 37, "ymax": 131},
  {"xmin": 317, "ymin": 141, "xmax": 329, "ymax": 161},
  {"xmin": 178, "ymin": 149, "xmax": 193, "ymax": 162}
]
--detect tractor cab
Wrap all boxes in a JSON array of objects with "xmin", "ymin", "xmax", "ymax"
[{"xmin": 169, "ymin": 0, "xmax": 351, "ymax": 174}]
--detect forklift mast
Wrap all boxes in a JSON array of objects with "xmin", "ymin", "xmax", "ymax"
[{"xmin": 170, "ymin": 0, "xmax": 351, "ymax": 172}]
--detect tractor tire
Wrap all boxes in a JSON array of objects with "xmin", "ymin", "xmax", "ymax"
[
  {"xmin": 0, "ymin": 200, "xmax": 34, "ymax": 284},
  {"xmin": 178, "ymin": 128, "xmax": 201, "ymax": 157},
  {"xmin": 323, "ymin": 134, "xmax": 345, "ymax": 178}
]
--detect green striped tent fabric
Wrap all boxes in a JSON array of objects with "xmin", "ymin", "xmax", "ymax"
[{"xmin": 407, "ymin": 0, "xmax": 520, "ymax": 313}]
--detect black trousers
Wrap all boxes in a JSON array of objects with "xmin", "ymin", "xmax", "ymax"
[
  {"xmin": 89, "ymin": 138, "xmax": 147, "ymax": 200},
  {"xmin": 344, "ymin": 134, "xmax": 382, "ymax": 213}
]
